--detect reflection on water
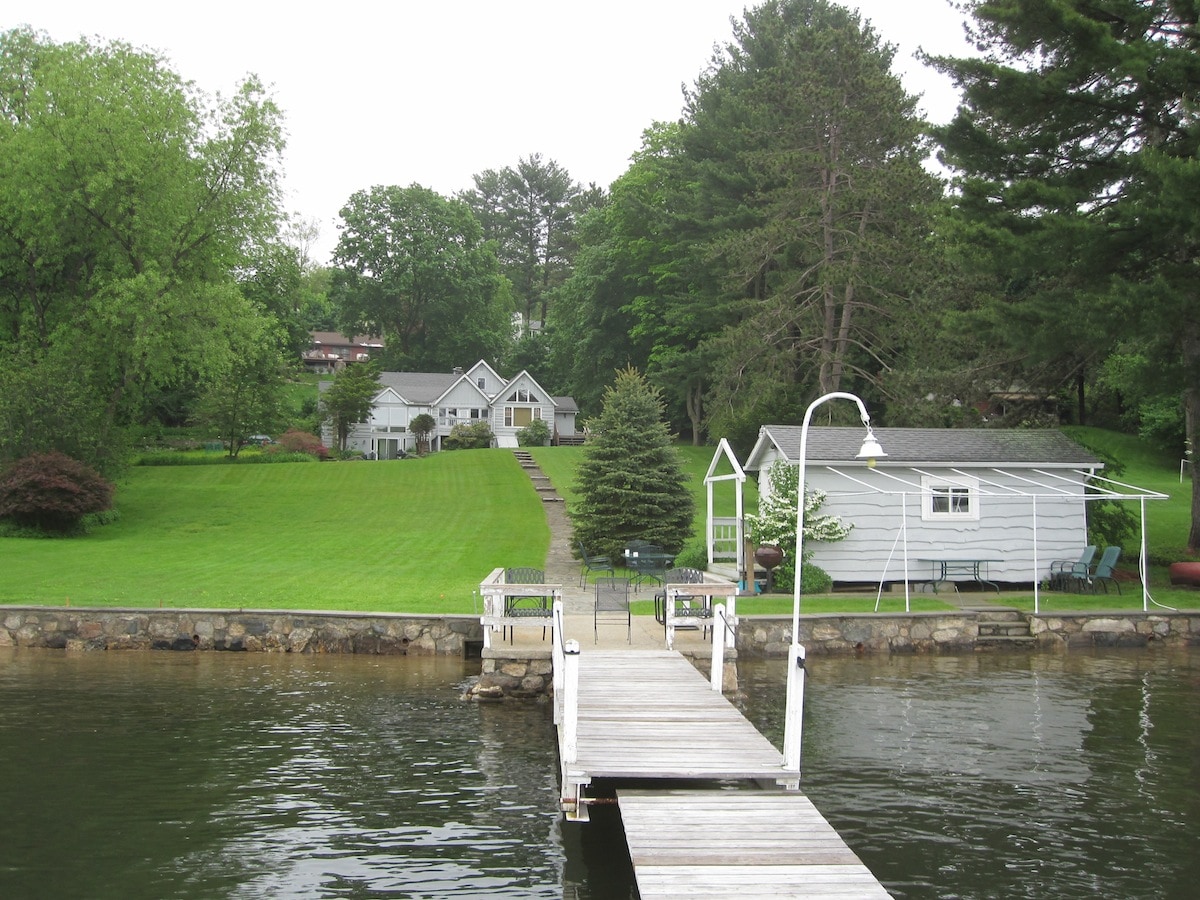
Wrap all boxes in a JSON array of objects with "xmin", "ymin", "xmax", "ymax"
[
  {"xmin": 2, "ymin": 647, "xmax": 1197, "ymax": 899},
  {"xmin": 0, "ymin": 651, "xmax": 608, "ymax": 899},
  {"xmin": 738, "ymin": 650, "xmax": 1200, "ymax": 900}
]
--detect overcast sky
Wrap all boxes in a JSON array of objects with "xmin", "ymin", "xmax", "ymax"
[{"xmin": 11, "ymin": 1, "xmax": 974, "ymax": 263}]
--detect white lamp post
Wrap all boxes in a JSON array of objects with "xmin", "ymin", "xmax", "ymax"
[{"xmin": 782, "ymin": 391, "xmax": 885, "ymax": 775}]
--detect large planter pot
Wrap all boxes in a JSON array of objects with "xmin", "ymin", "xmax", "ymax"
[{"xmin": 1169, "ymin": 561, "xmax": 1200, "ymax": 587}]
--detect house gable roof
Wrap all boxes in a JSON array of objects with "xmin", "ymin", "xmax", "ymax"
[
  {"xmin": 746, "ymin": 426, "xmax": 1102, "ymax": 471},
  {"xmin": 497, "ymin": 370, "xmax": 558, "ymax": 407},
  {"xmin": 375, "ymin": 372, "xmax": 458, "ymax": 405},
  {"xmin": 431, "ymin": 375, "xmax": 491, "ymax": 408}
]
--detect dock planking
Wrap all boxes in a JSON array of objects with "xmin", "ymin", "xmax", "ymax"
[
  {"xmin": 560, "ymin": 650, "xmax": 890, "ymax": 898},
  {"xmin": 565, "ymin": 650, "xmax": 785, "ymax": 785},
  {"xmin": 619, "ymin": 789, "xmax": 892, "ymax": 899}
]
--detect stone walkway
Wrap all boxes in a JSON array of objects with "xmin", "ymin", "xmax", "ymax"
[{"xmin": 508, "ymin": 452, "xmax": 712, "ymax": 652}]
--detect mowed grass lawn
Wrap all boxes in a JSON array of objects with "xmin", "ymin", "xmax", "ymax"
[{"xmin": 1, "ymin": 451, "xmax": 548, "ymax": 613}]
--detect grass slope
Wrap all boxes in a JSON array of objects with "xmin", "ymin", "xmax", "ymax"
[
  {"xmin": 2, "ymin": 432, "xmax": 1196, "ymax": 614},
  {"xmin": 1, "ymin": 451, "xmax": 547, "ymax": 613}
]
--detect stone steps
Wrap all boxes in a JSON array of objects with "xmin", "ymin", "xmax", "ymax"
[
  {"xmin": 513, "ymin": 450, "xmax": 562, "ymax": 502},
  {"xmin": 975, "ymin": 609, "xmax": 1036, "ymax": 647}
]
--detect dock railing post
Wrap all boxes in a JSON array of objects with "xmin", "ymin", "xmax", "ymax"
[
  {"xmin": 710, "ymin": 602, "xmax": 726, "ymax": 692},
  {"xmin": 782, "ymin": 643, "xmax": 806, "ymax": 777},
  {"xmin": 562, "ymin": 639, "xmax": 580, "ymax": 766},
  {"xmin": 552, "ymin": 598, "xmax": 565, "ymax": 725}
]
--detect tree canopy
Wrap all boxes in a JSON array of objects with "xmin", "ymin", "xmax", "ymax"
[
  {"xmin": 549, "ymin": 0, "xmax": 939, "ymax": 448},
  {"xmin": 0, "ymin": 27, "xmax": 286, "ymax": 474},
  {"xmin": 331, "ymin": 184, "xmax": 513, "ymax": 373}
]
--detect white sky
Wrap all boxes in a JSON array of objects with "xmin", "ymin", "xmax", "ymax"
[{"xmin": 11, "ymin": 1, "xmax": 973, "ymax": 263}]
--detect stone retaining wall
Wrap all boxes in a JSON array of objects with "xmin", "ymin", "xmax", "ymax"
[
  {"xmin": 737, "ymin": 612, "xmax": 979, "ymax": 656},
  {"xmin": 735, "ymin": 611, "xmax": 1199, "ymax": 657},
  {"xmin": 0, "ymin": 607, "xmax": 482, "ymax": 656},
  {"xmin": 1030, "ymin": 612, "xmax": 1200, "ymax": 648}
]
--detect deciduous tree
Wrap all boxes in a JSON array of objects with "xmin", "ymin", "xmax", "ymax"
[
  {"xmin": 320, "ymin": 364, "xmax": 379, "ymax": 453},
  {"xmin": 0, "ymin": 28, "xmax": 286, "ymax": 473},
  {"xmin": 331, "ymin": 185, "xmax": 512, "ymax": 372}
]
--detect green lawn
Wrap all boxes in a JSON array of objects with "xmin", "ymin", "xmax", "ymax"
[
  {"xmin": 1, "ymin": 451, "xmax": 547, "ymax": 613},
  {"xmin": 3, "ymin": 433, "xmax": 1197, "ymax": 615}
]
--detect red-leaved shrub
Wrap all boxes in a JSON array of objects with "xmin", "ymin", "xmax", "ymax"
[
  {"xmin": 266, "ymin": 428, "xmax": 330, "ymax": 460},
  {"xmin": 0, "ymin": 451, "xmax": 114, "ymax": 532}
]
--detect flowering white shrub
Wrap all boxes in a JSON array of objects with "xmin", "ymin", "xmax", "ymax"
[{"xmin": 746, "ymin": 460, "xmax": 852, "ymax": 557}]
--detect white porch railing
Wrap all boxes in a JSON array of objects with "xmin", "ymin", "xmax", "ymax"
[
  {"xmin": 662, "ymin": 580, "xmax": 738, "ymax": 652},
  {"xmin": 478, "ymin": 567, "xmax": 561, "ymax": 649},
  {"xmin": 709, "ymin": 517, "xmax": 741, "ymax": 565}
]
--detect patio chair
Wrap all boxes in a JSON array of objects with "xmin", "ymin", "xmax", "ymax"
[
  {"xmin": 1084, "ymin": 546, "xmax": 1123, "ymax": 594},
  {"xmin": 593, "ymin": 576, "xmax": 631, "ymax": 643},
  {"xmin": 1048, "ymin": 545, "xmax": 1096, "ymax": 591},
  {"xmin": 577, "ymin": 542, "xmax": 613, "ymax": 587},
  {"xmin": 656, "ymin": 566, "xmax": 713, "ymax": 639},
  {"xmin": 503, "ymin": 566, "xmax": 549, "ymax": 642},
  {"xmin": 654, "ymin": 567, "xmax": 707, "ymax": 625}
]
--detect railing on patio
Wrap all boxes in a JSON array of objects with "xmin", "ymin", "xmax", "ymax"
[{"xmin": 478, "ymin": 567, "xmax": 561, "ymax": 649}]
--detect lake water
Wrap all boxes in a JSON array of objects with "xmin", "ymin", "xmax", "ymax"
[{"xmin": 1, "ymin": 646, "xmax": 1196, "ymax": 898}]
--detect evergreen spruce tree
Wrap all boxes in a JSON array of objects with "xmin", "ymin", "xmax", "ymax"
[{"xmin": 572, "ymin": 367, "xmax": 694, "ymax": 562}]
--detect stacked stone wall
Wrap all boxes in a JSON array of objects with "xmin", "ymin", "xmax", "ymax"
[
  {"xmin": 1029, "ymin": 612, "xmax": 1200, "ymax": 648},
  {"xmin": 0, "ymin": 607, "xmax": 481, "ymax": 656},
  {"xmin": 736, "ymin": 613, "xmax": 979, "ymax": 657}
]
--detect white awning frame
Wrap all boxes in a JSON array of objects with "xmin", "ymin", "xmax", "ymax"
[{"xmin": 817, "ymin": 465, "xmax": 1170, "ymax": 614}]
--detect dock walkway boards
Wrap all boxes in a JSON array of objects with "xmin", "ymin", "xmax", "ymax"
[
  {"xmin": 566, "ymin": 650, "xmax": 786, "ymax": 788},
  {"xmin": 619, "ymin": 789, "xmax": 892, "ymax": 899}
]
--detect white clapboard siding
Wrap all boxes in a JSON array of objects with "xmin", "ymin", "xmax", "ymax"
[{"xmin": 806, "ymin": 466, "xmax": 1088, "ymax": 585}]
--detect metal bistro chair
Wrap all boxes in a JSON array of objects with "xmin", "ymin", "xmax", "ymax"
[
  {"xmin": 503, "ymin": 566, "xmax": 549, "ymax": 642},
  {"xmin": 594, "ymin": 576, "xmax": 631, "ymax": 643},
  {"xmin": 625, "ymin": 541, "xmax": 671, "ymax": 591},
  {"xmin": 655, "ymin": 567, "xmax": 712, "ymax": 638},
  {"xmin": 577, "ymin": 542, "xmax": 613, "ymax": 588}
]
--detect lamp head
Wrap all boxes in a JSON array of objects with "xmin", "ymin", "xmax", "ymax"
[{"xmin": 856, "ymin": 427, "xmax": 886, "ymax": 468}]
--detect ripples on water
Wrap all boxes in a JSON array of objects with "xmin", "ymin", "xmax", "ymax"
[
  {"xmin": 0, "ymin": 651, "xmax": 637, "ymax": 899},
  {"xmin": 738, "ymin": 649, "xmax": 1200, "ymax": 900},
  {"xmin": 2, "ymin": 646, "xmax": 1197, "ymax": 899}
]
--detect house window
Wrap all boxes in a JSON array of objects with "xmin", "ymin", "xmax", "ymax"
[
  {"xmin": 506, "ymin": 388, "xmax": 540, "ymax": 403},
  {"xmin": 506, "ymin": 407, "xmax": 534, "ymax": 428},
  {"xmin": 477, "ymin": 377, "xmax": 486, "ymax": 389},
  {"xmin": 921, "ymin": 476, "xmax": 979, "ymax": 521}
]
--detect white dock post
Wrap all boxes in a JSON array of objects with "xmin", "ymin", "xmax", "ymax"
[
  {"xmin": 782, "ymin": 642, "xmax": 806, "ymax": 778},
  {"xmin": 562, "ymin": 639, "xmax": 580, "ymax": 764},
  {"xmin": 710, "ymin": 602, "xmax": 726, "ymax": 692}
]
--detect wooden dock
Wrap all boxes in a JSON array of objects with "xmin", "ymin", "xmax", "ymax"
[
  {"xmin": 620, "ymin": 789, "xmax": 891, "ymax": 898},
  {"xmin": 558, "ymin": 649, "xmax": 891, "ymax": 897},
  {"xmin": 564, "ymin": 650, "xmax": 784, "ymax": 789}
]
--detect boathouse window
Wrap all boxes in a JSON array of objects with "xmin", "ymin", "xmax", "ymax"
[{"xmin": 921, "ymin": 475, "xmax": 979, "ymax": 521}]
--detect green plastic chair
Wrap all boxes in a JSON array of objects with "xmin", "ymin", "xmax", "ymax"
[{"xmin": 1086, "ymin": 546, "xmax": 1122, "ymax": 594}]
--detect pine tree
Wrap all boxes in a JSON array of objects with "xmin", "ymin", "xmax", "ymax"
[{"xmin": 572, "ymin": 367, "xmax": 694, "ymax": 562}]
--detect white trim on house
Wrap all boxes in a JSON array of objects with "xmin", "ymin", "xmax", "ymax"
[
  {"xmin": 737, "ymin": 425, "xmax": 1170, "ymax": 612},
  {"xmin": 320, "ymin": 360, "xmax": 578, "ymax": 455}
]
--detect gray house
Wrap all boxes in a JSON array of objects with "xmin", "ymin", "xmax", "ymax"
[
  {"xmin": 744, "ymin": 426, "xmax": 1108, "ymax": 588},
  {"xmin": 321, "ymin": 360, "xmax": 578, "ymax": 456}
]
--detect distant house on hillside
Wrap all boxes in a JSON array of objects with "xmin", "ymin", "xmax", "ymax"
[
  {"xmin": 303, "ymin": 332, "xmax": 384, "ymax": 372},
  {"xmin": 320, "ymin": 360, "xmax": 579, "ymax": 457}
]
